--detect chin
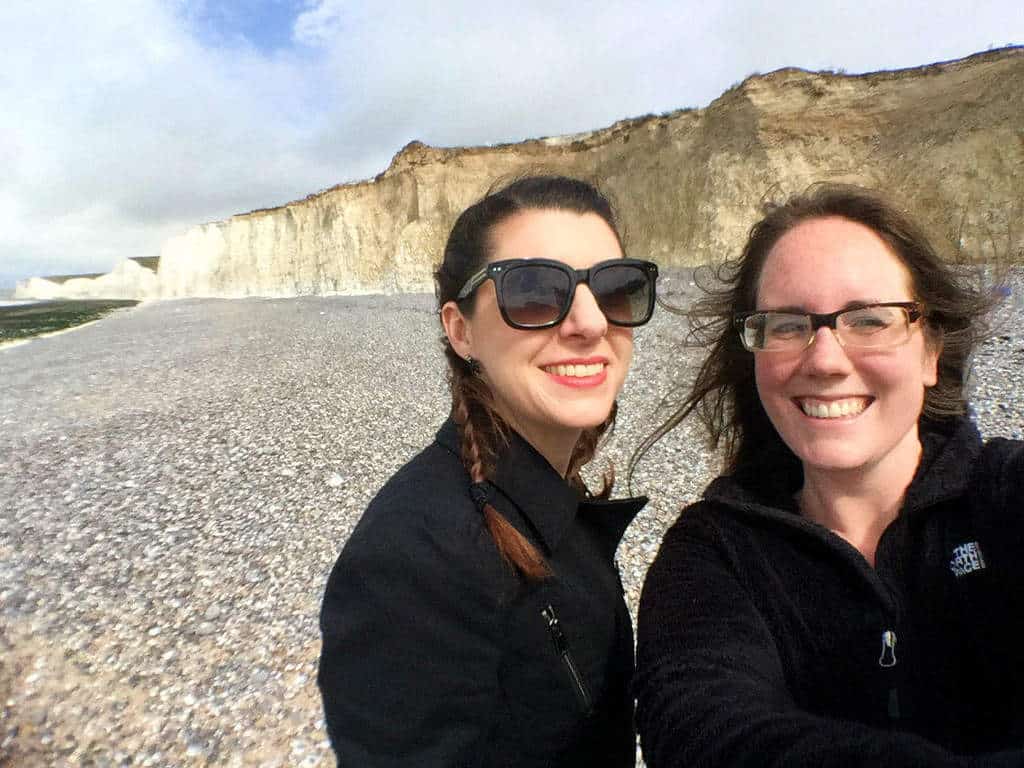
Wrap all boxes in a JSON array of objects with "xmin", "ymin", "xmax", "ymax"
[
  {"xmin": 802, "ymin": 457, "xmax": 868, "ymax": 473},
  {"xmin": 794, "ymin": 446, "xmax": 872, "ymax": 472},
  {"xmin": 783, "ymin": 432, "xmax": 859, "ymax": 467},
  {"xmin": 558, "ymin": 415, "xmax": 611, "ymax": 432},
  {"xmin": 554, "ymin": 386, "xmax": 615, "ymax": 413},
  {"xmin": 554, "ymin": 404, "xmax": 614, "ymax": 431}
]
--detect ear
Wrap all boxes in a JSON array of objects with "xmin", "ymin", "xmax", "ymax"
[
  {"xmin": 922, "ymin": 331, "xmax": 942, "ymax": 388},
  {"xmin": 441, "ymin": 300, "xmax": 474, "ymax": 360}
]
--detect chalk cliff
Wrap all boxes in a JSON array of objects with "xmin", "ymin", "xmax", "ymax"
[
  {"xmin": 17, "ymin": 258, "xmax": 159, "ymax": 300},
  {"xmin": 17, "ymin": 47, "xmax": 1024, "ymax": 300}
]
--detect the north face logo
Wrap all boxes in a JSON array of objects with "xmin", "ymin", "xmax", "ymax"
[{"xmin": 950, "ymin": 542, "xmax": 986, "ymax": 578}]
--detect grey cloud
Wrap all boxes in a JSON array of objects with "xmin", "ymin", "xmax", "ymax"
[{"xmin": 1, "ymin": 0, "xmax": 1019, "ymax": 282}]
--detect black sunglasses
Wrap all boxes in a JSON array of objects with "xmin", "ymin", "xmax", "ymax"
[{"xmin": 455, "ymin": 258, "xmax": 659, "ymax": 330}]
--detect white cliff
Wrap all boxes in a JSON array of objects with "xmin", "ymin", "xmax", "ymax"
[
  {"xmin": 17, "ymin": 46, "xmax": 1024, "ymax": 300},
  {"xmin": 15, "ymin": 258, "xmax": 159, "ymax": 300}
]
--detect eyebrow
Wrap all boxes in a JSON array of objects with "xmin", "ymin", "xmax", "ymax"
[{"xmin": 758, "ymin": 300, "xmax": 883, "ymax": 314}]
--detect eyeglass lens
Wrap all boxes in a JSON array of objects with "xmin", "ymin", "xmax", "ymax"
[
  {"xmin": 500, "ymin": 263, "xmax": 571, "ymax": 327},
  {"xmin": 591, "ymin": 265, "xmax": 651, "ymax": 325},
  {"xmin": 500, "ymin": 263, "xmax": 651, "ymax": 328},
  {"xmin": 744, "ymin": 306, "xmax": 911, "ymax": 350}
]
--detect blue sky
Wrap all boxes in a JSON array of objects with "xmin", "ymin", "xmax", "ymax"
[
  {"xmin": 1, "ymin": 0, "xmax": 1021, "ymax": 290},
  {"xmin": 186, "ymin": 1, "xmax": 302, "ymax": 53}
]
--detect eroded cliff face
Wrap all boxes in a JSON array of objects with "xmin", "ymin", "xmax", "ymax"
[
  {"xmin": 16, "ymin": 259, "xmax": 159, "ymax": 300},
  {"xmin": 17, "ymin": 47, "xmax": 1024, "ymax": 300}
]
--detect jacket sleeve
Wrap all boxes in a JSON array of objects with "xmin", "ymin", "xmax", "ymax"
[
  {"xmin": 634, "ymin": 510, "xmax": 1024, "ymax": 768},
  {"xmin": 317, "ymin": 492, "xmax": 509, "ymax": 768}
]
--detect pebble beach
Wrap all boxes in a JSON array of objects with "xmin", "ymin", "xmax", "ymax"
[{"xmin": 1, "ymin": 273, "xmax": 1022, "ymax": 766}]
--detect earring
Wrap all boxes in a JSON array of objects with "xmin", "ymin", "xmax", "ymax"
[{"xmin": 465, "ymin": 356, "xmax": 482, "ymax": 374}]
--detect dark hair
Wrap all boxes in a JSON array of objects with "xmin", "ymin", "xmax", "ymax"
[
  {"xmin": 634, "ymin": 182, "xmax": 994, "ymax": 477},
  {"xmin": 435, "ymin": 175, "xmax": 622, "ymax": 579}
]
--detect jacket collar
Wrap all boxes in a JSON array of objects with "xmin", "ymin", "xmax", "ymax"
[
  {"xmin": 902, "ymin": 416, "xmax": 982, "ymax": 512},
  {"xmin": 705, "ymin": 415, "xmax": 983, "ymax": 517},
  {"xmin": 435, "ymin": 418, "xmax": 646, "ymax": 555}
]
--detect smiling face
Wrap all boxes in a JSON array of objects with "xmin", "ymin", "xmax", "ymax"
[
  {"xmin": 441, "ymin": 209, "xmax": 633, "ymax": 466},
  {"xmin": 753, "ymin": 216, "xmax": 940, "ymax": 479}
]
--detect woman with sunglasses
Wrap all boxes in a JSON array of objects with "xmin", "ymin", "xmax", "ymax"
[
  {"xmin": 633, "ymin": 184, "xmax": 1024, "ymax": 766},
  {"xmin": 318, "ymin": 175, "xmax": 657, "ymax": 767}
]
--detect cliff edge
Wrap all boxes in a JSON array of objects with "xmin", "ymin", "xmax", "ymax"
[{"xmin": 17, "ymin": 46, "xmax": 1024, "ymax": 300}]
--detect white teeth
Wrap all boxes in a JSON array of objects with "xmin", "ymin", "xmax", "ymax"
[
  {"xmin": 800, "ymin": 398, "xmax": 867, "ymax": 419},
  {"xmin": 545, "ymin": 363, "xmax": 604, "ymax": 377}
]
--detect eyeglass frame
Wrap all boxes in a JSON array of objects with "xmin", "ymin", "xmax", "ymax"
[
  {"xmin": 733, "ymin": 301, "xmax": 924, "ymax": 352},
  {"xmin": 455, "ymin": 257, "xmax": 660, "ymax": 330}
]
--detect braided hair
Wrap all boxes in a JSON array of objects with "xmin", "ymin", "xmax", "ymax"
[{"xmin": 435, "ymin": 175, "xmax": 621, "ymax": 580}]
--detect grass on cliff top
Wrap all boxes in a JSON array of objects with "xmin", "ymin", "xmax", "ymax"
[{"xmin": 0, "ymin": 300, "xmax": 139, "ymax": 343}]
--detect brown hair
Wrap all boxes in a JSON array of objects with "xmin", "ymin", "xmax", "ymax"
[
  {"xmin": 632, "ymin": 182, "xmax": 994, "ymax": 477},
  {"xmin": 435, "ymin": 175, "xmax": 621, "ymax": 579}
]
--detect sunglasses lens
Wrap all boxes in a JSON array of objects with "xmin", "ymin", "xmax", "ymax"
[
  {"xmin": 501, "ymin": 264, "xmax": 571, "ymax": 327},
  {"xmin": 591, "ymin": 264, "xmax": 653, "ymax": 325}
]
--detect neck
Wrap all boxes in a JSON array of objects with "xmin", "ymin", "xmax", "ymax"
[{"xmin": 798, "ymin": 430, "xmax": 923, "ymax": 566}]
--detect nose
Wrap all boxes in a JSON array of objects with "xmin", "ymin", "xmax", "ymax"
[
  {"xmin": 559, "ymin": 284, "xmax": 608, "ymax": 339},
  {"xmin": 801, "ymin": 325, "xmax": 854, "ymax": 376}
]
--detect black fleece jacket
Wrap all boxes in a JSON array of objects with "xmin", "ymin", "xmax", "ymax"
[
  {"xmin": 636, "ymin": 417, "xmax": 1024, "ymax": 767},
  {"xmin": 319, "ymin": 419, "xmax": 646, "ymax": 767}
]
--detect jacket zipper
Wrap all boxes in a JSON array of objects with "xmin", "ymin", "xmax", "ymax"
[
  {"xmin": 878, "ymin": 629, "xmax": 897, "ymax": 668},
  {"xmin": 731, "ymin": 500, "xmax": 908, "ymax": 721},
  {"xmin": 879, "ymin": 628, "xmax": 901, "ymax": 719},
  {"xmin": 719, "ymin": 497, "xmax": 912, "ymax": 723},
  {"xmin": 541, "ymin": 604, "xmax": 594, "ymax": 716}
]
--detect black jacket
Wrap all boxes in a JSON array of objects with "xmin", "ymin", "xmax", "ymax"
[
  {"xmin": 636, "ymin": 417, "xmax": 1024, "ymax": 767},
  {"xmin": 319, "ymin": 419, "xmax": 646, "ymax": 767}
]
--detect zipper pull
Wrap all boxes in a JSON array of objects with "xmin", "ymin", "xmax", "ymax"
[
  {"xmin": 541, "ymin": 605, "xmax": 569, "ymax": 654},
  {"xmin": 878, "ymin": 629, "xmax": 897, "ymax": 668},
  {"xmin": 541, "ymin": 604, "xmax": 594, "ymax": 715}
]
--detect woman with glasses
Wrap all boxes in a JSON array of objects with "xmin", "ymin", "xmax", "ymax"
[
  {"xmin": 318, "ymin": 175, "xmax": 658, "ymax": 767},
  {"xmin": 634, "ymin": 184, "xmax": 1024, "ymax": 766}
]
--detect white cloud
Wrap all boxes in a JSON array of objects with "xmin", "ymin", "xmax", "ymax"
[
  {"xmin": 0, "ymin": 0, "xmax": 345, "ymax": 284},
  {"xmin": 293, "ymin": 0, "xmax": 348, "ymax": 47},
  {"xmin": 0, "ymin": 0, "xmax": 1020, "ymax": 287}
]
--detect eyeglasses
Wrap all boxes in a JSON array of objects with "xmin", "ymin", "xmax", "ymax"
[
  {"xmin": 456, "ymin": 258, "xmax": 659, "ymax": 330},
  {"xmin": 734, "ymin": 301, "xmax": 924, "ymax": 352}
]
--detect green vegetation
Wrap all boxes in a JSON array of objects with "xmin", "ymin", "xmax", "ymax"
[
  {"xmin": 129, "ymin": 256, "xmax": 160, "ymax": 271},
  {"xmin": 34, "ymin": 273, "xmax": 104, "ymax": 284},
  {"xmin": 0, "ymin": 300, "xmax": 139, "ymax": 343}
]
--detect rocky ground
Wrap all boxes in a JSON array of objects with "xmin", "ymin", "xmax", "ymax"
[{"xmin": 1, "ymin": 273, "xmax": 1021, "ymax": 766}]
